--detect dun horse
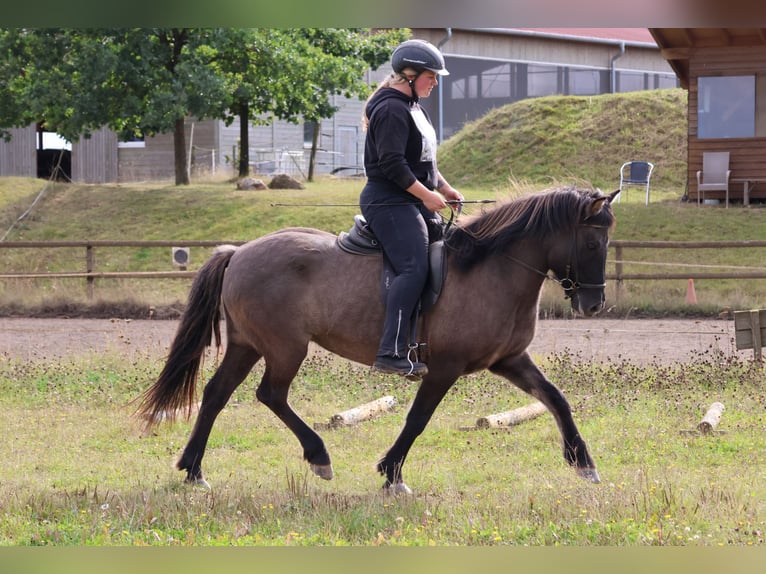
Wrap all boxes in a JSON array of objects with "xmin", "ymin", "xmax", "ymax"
[{"xmin": 135, "ymin": 186, "xmax": 619, "ymax": 493}]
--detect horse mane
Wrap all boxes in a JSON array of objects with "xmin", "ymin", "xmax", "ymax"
[{"xmin": 444, "ymin": 186, "xmax": 615, "ymax": 272}]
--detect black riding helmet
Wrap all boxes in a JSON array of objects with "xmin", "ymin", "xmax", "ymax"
[
  {"xmin": 391, "ymin": 39, "xmax": 449, "ymax": 102},
  {"xmin": 391, "ymin": 39, "xmax": 450, "ymax": 76}
]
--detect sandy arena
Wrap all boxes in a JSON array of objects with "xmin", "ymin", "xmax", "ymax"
[{"xmin": 0, "ymin": 317, "xmax": 744, "ymax": 364}]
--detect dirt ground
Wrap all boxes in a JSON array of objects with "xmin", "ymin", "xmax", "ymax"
[{"xmin": 0, "ymin": 316, "xmax": 745, "ymax": 364}]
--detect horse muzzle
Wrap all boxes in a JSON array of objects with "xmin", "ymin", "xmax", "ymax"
[{"xmin": 562, "ymin": 279, "xmax": 606, "ymax": 317}]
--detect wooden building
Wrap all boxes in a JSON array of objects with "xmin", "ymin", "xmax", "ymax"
[{"xmin": 651, "ymin": 28, "xmax": 766, "ymax": 204}]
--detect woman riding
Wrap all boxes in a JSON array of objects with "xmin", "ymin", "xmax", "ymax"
[{"xmin": 360, "ymin": 39, "xmax": 464, "ymax": 379}]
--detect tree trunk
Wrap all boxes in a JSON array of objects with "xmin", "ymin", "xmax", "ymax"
[
  {"xmin": 308, "ymin": 120, "xmax": 320, "ymax": 182},
  {"xmin": 173, "ymin": 117, "xmax": 189, "ymax": 186},
  {"xmin": 238, "ymin": 101, "xmax": 250, "ymax": 178}
]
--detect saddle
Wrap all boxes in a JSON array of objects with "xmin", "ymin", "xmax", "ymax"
[{"xmin": 337, "ymin": 215, "xmax": 447, "ymax": 314}]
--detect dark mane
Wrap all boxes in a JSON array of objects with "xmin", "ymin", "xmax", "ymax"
[{"xmin": 444, "ymin": 186, "xmax": 615, "ymax": 272}]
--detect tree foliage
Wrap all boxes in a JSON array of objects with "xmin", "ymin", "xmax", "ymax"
[{"xmin": 0, "ymin": 27, "xmax": 408, "ymax": 184}]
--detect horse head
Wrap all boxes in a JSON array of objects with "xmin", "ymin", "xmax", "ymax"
[{"xmin": 551, "ymin": 189, "xmax": 619, "ymax": 316}]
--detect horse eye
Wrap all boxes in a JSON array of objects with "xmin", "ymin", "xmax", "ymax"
[{"xmin": 586, "ymin": 241, "xmax": 598, "ymax": 249}]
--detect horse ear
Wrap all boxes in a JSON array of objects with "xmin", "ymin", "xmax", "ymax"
[
  {"xmin": 587, "ymin": 196, "xmax": 608, "ymax": 217},
  {"xmin": 588, "ymin": 189, "xmax": 620, "ymax": 216}
]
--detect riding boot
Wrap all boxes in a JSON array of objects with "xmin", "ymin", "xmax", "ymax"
[{"xmin": 373, "ymin": 308, "xmax": 428, "ymax": 379}]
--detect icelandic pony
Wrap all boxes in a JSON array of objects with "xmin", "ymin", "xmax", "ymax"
[{"xmin": 135, "ymin": 187, "xmax": 618, "ymax": 493}]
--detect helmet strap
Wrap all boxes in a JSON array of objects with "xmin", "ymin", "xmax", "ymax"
[{"xmin": 408, "ymin": 73, "xmax": 421, "ymax": 103}]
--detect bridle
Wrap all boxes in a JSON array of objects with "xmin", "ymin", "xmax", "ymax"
[{"xmin": 504, "ymin": 222, "xmax": 609, "ymax": 300}]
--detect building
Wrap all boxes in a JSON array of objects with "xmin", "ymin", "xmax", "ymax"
[
  {"xmin": 0, "ymin": 28, "xmax": 677, "ymax": 184},
  {"xmin": 651, "ymin": 28, "xmax": 766, "ymax": 204}
]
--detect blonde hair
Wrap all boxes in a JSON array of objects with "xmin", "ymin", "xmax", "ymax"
[{"xmin": 362, "ymin": 69, "xmax": 417, "ymax": 129}]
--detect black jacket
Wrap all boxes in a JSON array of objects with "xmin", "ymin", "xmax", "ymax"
[{"xmin": 363, "ymin": 87, "xmax": 438, "ymax": 196}]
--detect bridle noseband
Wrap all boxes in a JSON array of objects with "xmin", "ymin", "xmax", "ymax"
[{"xmin": 505, "ymin": 222, "xmax": 609, "ymax": 300}]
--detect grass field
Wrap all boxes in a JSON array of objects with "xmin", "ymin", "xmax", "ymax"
[{"xmin": 0, "ymin": 344, "xmax": 763, "ymax": 546}]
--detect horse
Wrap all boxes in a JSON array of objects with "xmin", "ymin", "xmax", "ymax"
[{"xmin": 135, "ymin": 186, "xmax": 619, "ymax": 494}]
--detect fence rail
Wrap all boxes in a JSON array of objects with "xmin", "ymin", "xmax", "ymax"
[
  {"xmin": 0, "ymin": 240, "xmax": 245, "ymax": 299},
  {"xmin": 1, "ymin": 239, "xmax": 765, "ymax": 301}
]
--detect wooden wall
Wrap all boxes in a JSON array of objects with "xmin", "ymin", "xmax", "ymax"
[
  {"xmin": 687, "ymin": 46, "xmax": 766, "ymax": 202},
  {"xmin": 0, "ymin": 125, "xmax": 37, "ymax": 178},
  {"xmin": 72, "ymin": 127, "xmax": 118, "ymax": 183}
]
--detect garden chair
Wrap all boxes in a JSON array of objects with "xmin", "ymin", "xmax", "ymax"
[
  {"xmin": 618, "ymin": 161, "xmax": 654, "ymax": 205},
  {"xmin": 696, "ymin": 151, "xmax": 731, "ymax": 208}
]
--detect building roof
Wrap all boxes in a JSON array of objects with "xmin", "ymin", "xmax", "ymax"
[
  {"xmin": 650, "ymin": 28, "xmax": 766, "ymax": 88},
  {"xmin": 514, "ymin": 28, "xmax": 656, "ymax": 45}
]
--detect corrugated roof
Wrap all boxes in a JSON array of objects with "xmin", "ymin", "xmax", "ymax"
[{"xmin": 514, "ymin": 28, "xmax": 655, "ymax": 44}]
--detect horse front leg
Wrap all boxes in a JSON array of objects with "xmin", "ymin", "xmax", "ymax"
[
  {"xmin": 490, "ymin": 352, "xmax": 600, "ymax": 483},
  {"xmin": 377, "ymin": 374, "xmax": 458, "ymax": 494},
  {"xmin": 176, "ymin": 344, "xmax": 261, "ymax": 487}
]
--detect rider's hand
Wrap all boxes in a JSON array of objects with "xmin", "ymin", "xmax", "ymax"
[
  {"xmin": 423, "ymin": 190, "xmax": 448, "ymax": 212},
  {"xmin": 442, "ymin": 187, "xmax": 464, "ymax": 204}
]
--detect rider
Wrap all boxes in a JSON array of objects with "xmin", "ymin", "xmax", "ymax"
[{"xmin": 360, "ymin": 39, "xmax": 463, "ymax": 379}]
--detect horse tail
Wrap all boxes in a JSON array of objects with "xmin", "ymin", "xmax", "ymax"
[{"xmin": 134, "ymin": 244, "xmax": 238, "ymax": 431}]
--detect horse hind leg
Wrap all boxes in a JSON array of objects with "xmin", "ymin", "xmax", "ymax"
[
  {"xmin": 255, "ymin": 349, "xmax": 333, "ymax": 480},
  {"xmin": 176, "ymin": 343, "xmax": 261, "ymax": 487}
]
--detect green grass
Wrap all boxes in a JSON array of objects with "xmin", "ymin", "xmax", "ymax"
[
  {"xmin": 0, "ymin": 348, "xmax": 763, "ymax": 546},
  {"xmin": 438, "ymin": 89, "xmax": 688, "ymax": 195}
]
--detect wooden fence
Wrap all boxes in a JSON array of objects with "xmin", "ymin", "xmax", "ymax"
[
  {"xmin": 609, "ymin": 240, "xmax": 766, "ymax": 306},
  {"xmin": 0, "ymin": 240, "xmax": 245, "ymax": 300},
  {"xmin": 1, "ymin": 239, "xmax": 766, "ymax": 301}
]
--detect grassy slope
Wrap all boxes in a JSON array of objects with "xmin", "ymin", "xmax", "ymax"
[{"xmin": 438, "ymin": 88, "xmax": 689, "ymax": 196}]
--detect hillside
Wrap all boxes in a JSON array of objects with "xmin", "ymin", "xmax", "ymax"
[{"xmin": 438, "ymin": 88, "xmax": 688, "ymax": 195}]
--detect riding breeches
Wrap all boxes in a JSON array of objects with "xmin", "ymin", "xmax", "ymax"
[{"xmin": 361, "ymin": 197, "xmax": 430, "ymax": 358}]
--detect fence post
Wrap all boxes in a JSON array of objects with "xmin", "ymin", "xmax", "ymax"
[
  {"xmin": 86, "ymin": 244, "xmax": 94, "ymax": 300},
  {"xmin": 614, "ymin": 244, "xmax": 623, "ymax": 307}
]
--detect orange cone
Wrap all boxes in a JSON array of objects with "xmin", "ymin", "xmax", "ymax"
[{"xmin": 686, "ymin": 278, "xmax": 697, "ymax": 304}]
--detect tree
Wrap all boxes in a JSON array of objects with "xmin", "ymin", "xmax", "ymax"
[
  {"xmin": 107, "ymin": 29, "xmax": 232, "ymax": 185},
  {"xmin": 0, "ymin": 28, "xmax": 231, "ymax": 185},
  {"xmin": 214, "ymin": 28, "xmax": 408, "ymax": 179},
  {"xmin": 0, "ymin": 28, "xmax": 408, "ymax": 185},
  {"xmin": 293, "ymin": 28, "xmax": 409, "ymax": 181}
]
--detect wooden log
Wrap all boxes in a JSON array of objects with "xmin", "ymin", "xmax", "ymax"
[
  {"xmin": 476, "ymin": 401, "xmax": 547, "ymax": 429},
  {"xmin": 697, "ymin": 402, "xmax": 725, "ymax": 434},
  {"xmin": 328, "ymin": 395, "xmax": 398, "ymax": 428}
]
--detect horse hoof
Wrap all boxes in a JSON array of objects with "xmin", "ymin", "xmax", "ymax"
[
  {"xmin": 384, "ymin": 482, "xmax": 413, "ymax": 495},
  {"xmin": 310, "ymin": 463, "xmax": 334, "ymax": 480},
  {"xmin": 188, "ymin": 477, "xmax": 211, "ymax": 490},
  {"xmin": 577, "ymin": 467, "xmax": 601, "ymax": 483}
]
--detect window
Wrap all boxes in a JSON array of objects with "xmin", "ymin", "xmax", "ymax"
[
  {"xmin": 117, "ymin": 131, "xmax": 145, "ymax": 148},
  {"xmin": 698, "ymin": 75, "xmax": 755, "ymax": 139},
  {"xmin": 451, "ymin": 75, "xmax": 478, "ymax": 100},
  {"xmin": 304, "ymin": 122, "xmax": 317, "ymax": 148},
  {"xmin": 569, "ymin": 69, "xmax": 601, "ymax": 95},
  {"xmin": 527, "ymin": 64, "xmax": 558, "ymax": 97},
  {"xmin": 617, "ymin": 71, "xmax": 647, "ymax": 93},
  {"xmin": 481, "ymin": 64, "xmax": 512, "ymax": 98}
]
